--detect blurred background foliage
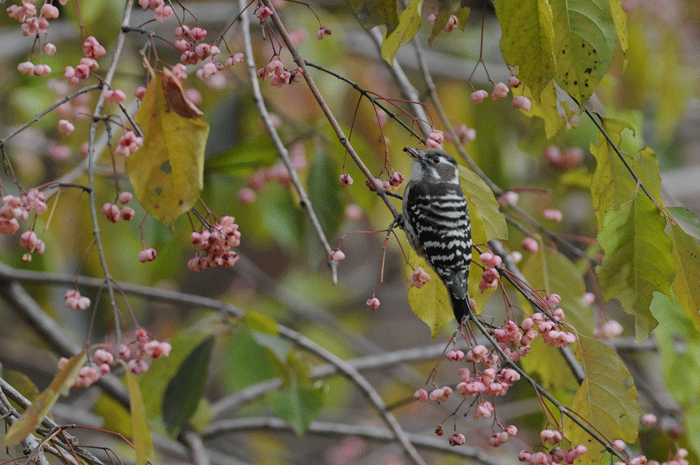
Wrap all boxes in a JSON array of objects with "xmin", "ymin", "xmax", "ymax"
[{"xmin": 1, "ymin": 0, "xmax": 700, "ymax": 464}]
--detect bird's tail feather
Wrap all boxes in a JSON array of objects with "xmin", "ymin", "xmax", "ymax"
[{"xmin": 449, "ymin": 293, "xmax": 473, "ymax": 326}]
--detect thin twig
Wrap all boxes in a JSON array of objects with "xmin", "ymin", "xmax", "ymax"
[
  {"xmin": 0, "ymin": 84, "xmax": 102, "ymax": 149},
  {"xmin": 262, "ymin": 0, "xmax": 401, "ymax": 220},
  {"xmin": 85, "ymin": 0, "xmax": 136, "ymax": 355},
  {"xmin": 204, "ymin": 417, "xmax": 513, "ymax": 465},
  {"xmin": 240, "ymin": 0, "xmax": 338, "ymax": 284}
]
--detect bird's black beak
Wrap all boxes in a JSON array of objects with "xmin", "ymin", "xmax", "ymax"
[{"xmin": 404, "ymin": 147, "xmax": 421, "ymax": 158}]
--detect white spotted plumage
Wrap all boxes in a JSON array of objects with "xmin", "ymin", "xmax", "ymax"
[{"xmin": 402, "ymin": 147, "xmax": 473, "ymax": 323}]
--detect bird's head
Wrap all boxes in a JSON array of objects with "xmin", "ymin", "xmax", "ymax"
[{"xmin": 404, "ymin": 147, "xmax": 459, "ymax": 184}]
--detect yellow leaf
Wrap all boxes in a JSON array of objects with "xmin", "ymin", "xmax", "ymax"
[
  {"xmin": 126, "ymin": 66, "xmax": 209, "ymax": 227},
  {"xmin": 4, "ymin": 351, "xmax": 86, "ymax": 446}
]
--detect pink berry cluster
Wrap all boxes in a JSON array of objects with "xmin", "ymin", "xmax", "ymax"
[
  {"xmin": 478, "ymin": 252, "xmax": 502, "ymax": 291},
  {"xmin": 188, "ymin": 216, "xmax": 241, "ymax": 271},
  {"xmin": 237, "ymin": 145, "xmax": 307, "ymax": 204},
  {"xmin": 58, "ymin": 329, "xmax": 172, "ymax": 388},
  {"xmin": 64, "ymin": 289, "xmax": 91, "ymax": 310},
  {"xmin": 525, "ymin": 311, "xmax": 576, "ymax": 348},
  {"xmin": 101, "ymin": 191, "xmax": 135, "ymax": 223},
  {"xmin": 427, "ymin": 13, "xmax": 459, "ymax": 32},
  {"xmin": 426, "ymin": 130, "xmax": 444, "ymax": 149},
  {"xmin": 409, "ymin": 267, "xmax": 431, "ymax": 289},
  {"xmin": 257, "ymin": 59, "xmax": 304, "ymax": 88},
  {"xmin": 611, "ymin": 444, "xmax": 689, "ymax": 465},
  {"xmin": 363, "ymin": 171, "xmax": 405, "ymax": 192},
  {"xmin": 1, "ymin": 188, "xmax": 48, "ymax": 259},
  {"xmin": 470, "ymin": 81, "xmax": 531, "ymax": 111},
  {"xmin": 518, "ymin": 435, "xmax": 588, "ymax": 465},
  {"xmin": 64, "ymin": 37, "xmax": 106, "ymax": 85},
  {"xmin": 115, "ymin": 130, "xmax": 144, "ymax": 157},
  {"xmin": 137, "ymin": 0, "xmax": 174, "ymax": 22},
  {"xmin": 9, "ymin": 0, "xmax": 63, "ymax": 76},
  {"xmin": 544, "ymin": 146, "xmax": 584, "ymax": 170},
  {"xmin": 172, "ymin": 25, "xmax": 224, "ymax": 81}
]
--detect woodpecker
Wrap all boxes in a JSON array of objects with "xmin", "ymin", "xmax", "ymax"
[{"xmin": 402, "ymin": 147, "xmax": 473, "ymax": 324}]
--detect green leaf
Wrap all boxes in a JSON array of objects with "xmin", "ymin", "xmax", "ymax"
[
  {"xmin": 267, "ymin": 380, "xmax": 324, "ymax": 435},
  {"xmin": 564, "ymin": 335, "xmax": 640, "ymax": 464},
  {"xmin": 140, "ymin": 331, "xmax": 211, "ymax": 430},
  {"xmin": 650, "ymin": 292, "xmax": 700, "ymax": 456},
  {"xmin": 260, "ymin": 184, "xmax": 305, "ymax": 250},
  {"xmin": 4, "ymin": 350, "xmax": 86, "ymax": 446},
  {"xmin": 307, "ymin": 150, "xmax": 344, "ymax": 237},
  {"xmin": 162, "ymin": 336, "xmax": 215, "ymax": 437},
  {"xmin": 223, "ymin": 329, "xmax": 282, "ymax": 392},
  {"xmin": 669, "ymin": 206, "xmax": 700, "ymax": 240},
  {"xmin": 125, "ymin": 367, "xmax": 154, "ymax": 465},
  {"xmin": 244, "ymin": 310, "xmax": 279, "ymax": 335},
  {"xmin": 458, "ymin": 166, "xmax": 508, "ymax": 242},
  {"xmin": 205, "ymin": 138, "xmax": 278, "ymax": 178},
  {"xmin": 521, "ymin": 246, "xmax": 594, "ymax": 337},
  {"xmin": 495, "ymin": 0, "xmax": 555, "ymax": 99},
  {"xmin": 126, "ymin": 67, "xmax": 210, "ymax": 227},
  {"xmin": 597, "ymin": 191, "xmax": 675, "ymax": 340},
  {"xmin": 590, "ymin": 119, "xmax": 663, "ymax": 229},
  {"xmin": 381, "ymin": 0, "xmax": 422, "ymax": 64},
  {"xmin": 550, "ymin": 0, "xmax": 618, "ymax": 106},
  {"xmin": 669, "ymin": 222, "xmax": 700, "ymax": 331},
  {"xmin": 347, "ymin": 0, "xmax": 399, "ymax": 33}
]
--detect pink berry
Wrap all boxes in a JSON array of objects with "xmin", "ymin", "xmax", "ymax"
[
  {"xmin": 583, "ymin": 292, "xmax": 595, "ymax": 306},
  {"xmin": 449, "ymin": 433, "xmax": 465, "ymax": 446},
  {"xmin": 366, "ymin": 297, "xmax": 380, "ymax": 310},
  {"xmin": 512, "ymin": 95, "xmax": 531, "ymax": 111},
  {"xmin": 641, "ymin": 413, "xmax": 657, "ymax": 426},
  {"xmin": 611, "ymin": 439, "xmax": 625, "ymax": 452},
  {"xmin": 492, "ymin": 82, "xmax": 509, "ymax": 99},
  {"xmin": 470, "ymin": 89, "xmax": 489, "ymax": 103},
  {"xmin": 339, "ymin": 173, "xmax": 353, "ymax": 187},
  {"xmin": 58, "ymin": 119, "xmax": 75, "ymax": 134},
  {"xmin": 543, "ymin": 209, "xmax": 563, "ymax": 222},
  {"xmin": 413, "ymin": 388, "xmax": 428, "ymax": 402},
  {"xmin": 345, "ymin": 204, "xmax": 363, "ymax": 221},
  {"xmin": 237, "ymin": 187, "xmax": 256, "ymax": 204},
  {"xmin": 329, "ymin": 249, "xmax": 345, "ymax": 262},
  {"xmin": 138, "ymin": 247, "xmax": 157, "ymax": 262},
  {"xmin": 522, "ymin": 237, "xmax": 539, "ymax": 253},
  {"xmin": 118, "ymin": 191, "xmax": 133, "ymax": 204},
  {"xmin": 316, "ymin": 26, "xmax": 332, "ymax": 40},
  {"xmin": 508, "ymin": 75, "xmax": 521, "ymax": 88}
]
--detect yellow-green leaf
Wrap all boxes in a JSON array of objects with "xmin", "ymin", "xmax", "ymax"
[
  {"xmin": 669, "ymin": 222, "xmax": 700, "ymax": 331},
  {"xmin": 126, "ymin": 69, "xmax": 209, "ymax": 227},
  {"xmin": 564, "ymin": 335, "xmax": 640, "ymax": 464},
  {"xmin": 550, "ymin": 0, "xmax": 618, "ymax": 106},
  {"xmin": 597, "ymin": 191, "xmax": 675, "ymax": 340},
  {"xmin": 513, "ymin": 81, "xmax": 571, "ymax": 139},
  {"xmin": 609, "ymin": 0, "xmax": 628, "ymax": 52},
  {"xmin": 406, "ymin": 249, "xmax": 454, "ymax": 339},
  {"xmin": 4, "ymin": 350, "xmax": 86, "ymax": 446},
  {"xmin": 495, "ymin": 0, "xmax": 555, "ymax": 98},
  {"xmin": 590, "ymin": 119, "xmax": 663, "ymax": 229},
  {"xmin": 521, "ymin": 246, "xmax": 594, "ymax": 337},
  {"xmin": 381, "ymin": 0, "xmax": 422, "ymax": 64},
  {"xmin": 125, "ymin": 368, "xmax": 154, "ymax": 465},
  {"xmin": 458, "ymin": 166, "xmax": 508, "ymax": 242}
]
